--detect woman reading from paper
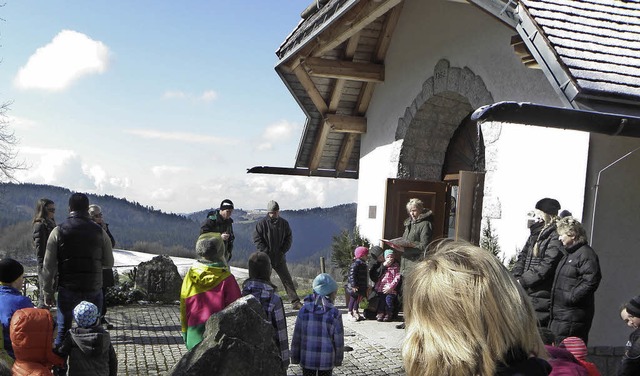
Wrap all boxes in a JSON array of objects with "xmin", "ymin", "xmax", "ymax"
[{"xmin": 393, "ymin": 198, "xmax": 433, "ymax": 329}]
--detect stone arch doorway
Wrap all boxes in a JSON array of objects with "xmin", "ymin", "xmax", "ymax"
[{"xmin": 394, "ymin": 59, "xmax": 493, "ymax": 180}]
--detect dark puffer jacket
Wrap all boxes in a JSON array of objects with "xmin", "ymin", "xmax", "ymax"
[
  {"xmin": 32, "ymin": 218, "xmax": 56, "ymax": 264},
  {"xmin": 200, "ymin": 209, "xmax": 234, "ymax": 260},
  {"xmin": 346, "ymin": 259, "xmax": 368, "ymax": 298},
  {"xmin": 512, "ymin": 222, "xmax": 564, "ymax": 326},
  {"xmin": 549, "ymin": 240, "xmax": 601, "ymax": 344},
  {"xmin": 57, "ymin": 326, "xmax": 117, "ymax": 376},
  {"xmin": 400, "ymin": 210, "xmax": 433, "ymax": 275}
]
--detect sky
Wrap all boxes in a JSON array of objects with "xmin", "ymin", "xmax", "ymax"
[{"xmin": 0, "ymin": 1, "xmax": 358, "ymax": 214}]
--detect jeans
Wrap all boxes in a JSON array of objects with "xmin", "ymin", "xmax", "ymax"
[{"xmin": 55, "ymin": 287, "xmax": 102, "ymax": 347}]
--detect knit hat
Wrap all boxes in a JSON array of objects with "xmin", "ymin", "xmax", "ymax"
[
  {"xmin": 535, "ymin": 198, "xmax": 561, "ymax": 216},
  {"xmin": 312, "ymin": 273, "xmax": 338, "ymax": 297},
  {"xmin": 267, "ymin": 200, "xmax": 279, "ymax": 212},
  {"xmin": 384, "ymin": 249, "xmax": 394, "ymax": 258},
  {"xmin": 626, "ymin": 295, "xmax": 640, "ymax": 317},
  {"xmin": 73, "ymin": 301, "xmax": 99, "ymax": 328},
  {"xmin": 370, "ymin": 246, "xmax": 384, "ymax": 258},
  {"xmin": 560, "ymin": 337, "xmax": 588, "ymax": 361},
  {"xmin": 0, "ymin": 258, "xmax": 24, "ymax": 284},
  {"xmin": 248, "ymin": 251, "xmax": 272, "ymax": 281},
  {"xmin": 196, "ymin": 233, "xmax": 226, "ymax": 263},
  {"xmin": 219, "ymin": 199, "xmax": 234, "ymax": 211},
  {"xmin": 354, "ymin": 246, "xmax": 368, "ymax": 259},
  {"xmin": 559, "ymin": 210, "xmax": 573, "ymax": 218}
]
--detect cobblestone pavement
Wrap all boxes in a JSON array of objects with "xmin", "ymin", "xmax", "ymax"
[{"xmin": 107, "ymin": 303, "xmax": 405, "ymax": 375}]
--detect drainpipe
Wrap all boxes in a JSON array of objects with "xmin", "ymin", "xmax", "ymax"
[{"xmin": 590, "ymin": 144, "xmax": 640, "ymax": 244}]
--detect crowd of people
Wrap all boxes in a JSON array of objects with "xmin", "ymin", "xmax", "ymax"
[{"xmin": 0, "ymin": 193, "xmax": 638, "ymax": 375}]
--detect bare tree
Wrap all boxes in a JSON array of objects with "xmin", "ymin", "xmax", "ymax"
[{"xmin": 0, "ymin": 101, "xmax": 24, "ymax": 182}]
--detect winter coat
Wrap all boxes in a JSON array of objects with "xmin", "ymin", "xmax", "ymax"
[
  {"xmin": 346, "ymin": 259, "xmax": 368, "ymax": 298},
  {"xmin": 42, "ymin": 211, "xmax": 114, "ymax": 300},
  {"xmin": 200, "ymin": 209, "xmax": 235, "ymax": 260},
  {"xmin": 57, "ymin": 326, "xmax": 117, "ymax": 376},
  {"xmin": 495, "ymin": 347, "xmax": 551, "ymax": 376},
  {"xmin": 617, "ymin": 328, "xmax": 640, "ymax": 376},
  {"xmin": 291, "ymin": 293, "xmax": 344, "ymax": 371},
  {"xmin": 374, "ymin": 261, "xmax": 401, "ymax": 295},
  {"xmin": 10, "ymin": 308, "xmax": 64, "ymax": 376},
  {"xmin": 253, "ymin": 215, "xmax": 292, "ymax": 267},
  {"xmin": 549, "ymin": 241, "xmax": 601, "ymax": 344},
  {"xmin": 102, "ymin": 223, "xmax": 116, "ymax": 288},
  {"xmin": 0, "ymin": 286, "xmax": 34, "ymax": 358},
  {"xmin": 32, "ymin": 218, "xmax": 55, "ymax": 264},
  {"xmin": 512, "ymin": 222, "xmax": 564, "ymax": 326},
  {"xmin": 241, "ymin": 279, "xmax": 290, "ymax": 367},
  {"xmin": 400, "ymin": 210, "xmax": 433, "ymax": 275},
  {"xmin": 545, "ymin": 345, "xmax": 588, "ymax": 376},
  {"xmin": 180, "ymin": 262, "xmax": 241, "ymax": 350}
]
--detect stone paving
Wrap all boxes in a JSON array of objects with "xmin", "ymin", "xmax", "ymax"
[{"xmin": 107, "ymin": 302, "xmax": 405, "ymax": 375}]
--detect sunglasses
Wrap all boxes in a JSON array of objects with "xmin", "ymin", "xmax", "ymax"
[{"xmin": 46, "ymin": 208, "xmax": 56, "ymax": 213}]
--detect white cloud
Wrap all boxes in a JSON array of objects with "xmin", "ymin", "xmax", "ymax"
[
  {"xmin": 151, "ymin": 165, "xmax": 189, "ymax": 177},
  {"xmin": 162, "ymin": 89, "xmax": 218, "ymax": 103},
  {"xmin": 124, "ymin": 129, "xmax": 237, "ymax": 145},
  {"xmin": 14, "ymin": 30, "xmax": 110, "ymax": 91},
  {"xmin": 200, "ymin": 90, "xmax": 218, "ymax": 102},
  {"xmin": 256, "ymin": 120, "xmax": 300, "ymax": 151},
  {"xmin": 7, "ymin": 115, "xmax": 37, "ymax": 130}
]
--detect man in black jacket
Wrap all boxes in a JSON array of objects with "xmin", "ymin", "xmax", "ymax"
[
  {"xmin": 200, "ymin": 199, "xmax": 235, "ymax": 261},
  {"xmin": 42, "ymin": 193, "xmax": 114, "ymax": 347},
  {"xmin": 253, "ymin": 200, "xmax": 301, "ymax": 310}
]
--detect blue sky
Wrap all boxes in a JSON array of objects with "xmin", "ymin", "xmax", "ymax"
[{"xmin": 0, "ymin": 1, "xmax": 357, "ymax": 213}]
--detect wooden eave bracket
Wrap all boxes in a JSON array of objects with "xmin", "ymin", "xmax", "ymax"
[
  {"xmin": 325, "ymin": 114, "xmax": 367, "ymax": 133},
  {"xmin": 511, "ymin": 34, "xmax": 540, "ymax": 69},
  {"xmin": 303, "ymin": 57, "xmax": 385, "ymax": 82}
]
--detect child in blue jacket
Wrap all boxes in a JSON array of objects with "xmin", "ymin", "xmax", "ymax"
[
  {"xmin": 291, "ymin": 273, "xmax": 344, "ymax": 376},
  {"xmin": 0, "ymin": 258, "xmax": 34, "ymax": 359}
]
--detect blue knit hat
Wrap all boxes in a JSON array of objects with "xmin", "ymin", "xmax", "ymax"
[
  {"xmin": 73, "ymin": 301, "xmax": 99, "ymax": 328},
  {"xmin": 312, "ymin": 273, "xmax": 338, "ymax": 297},
  {"xmin": 384, "ymin": 249, "xmax": 394, "ymax": 258}
]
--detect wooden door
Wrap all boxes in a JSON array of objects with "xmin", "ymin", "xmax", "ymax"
[{"xmin": 383, "ymin": 178, "xmax": 449, "ymax": 241}]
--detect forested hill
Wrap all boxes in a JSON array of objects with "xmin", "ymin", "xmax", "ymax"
[{"xmin": 0, "ymin": 183, "xmax": 356, "ymax": 266}]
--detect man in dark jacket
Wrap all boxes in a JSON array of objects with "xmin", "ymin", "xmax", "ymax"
[
  {"xmin": 253, "ymin": 200, "xmax": 301, "ymax": 310},
  {"xmin": 42, "ymin": 193, "xmax": 114, "ymax": 347},
  {"xmin": 512, "ymin": 198, "xmax": 564, "ymax": 327},
  {"xmin": 200, "ymin": 199, "xmax": 235, "ymax": 261}
]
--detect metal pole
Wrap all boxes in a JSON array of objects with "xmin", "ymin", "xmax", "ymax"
[
  {"xmin": 590, "ymin": 145, "xmax": 640, "ymax": 244},
  {"xmin": 320, "ymin": 256, "xmax": 326, "ymax": 273}
]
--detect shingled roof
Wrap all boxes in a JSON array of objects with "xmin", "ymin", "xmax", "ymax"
[
  {"xmin": 249, "ymin": 0, "xmax": 640, "ymax": 179},
  {"xmin": 518, "ymin": 0, "xmax": 640, "ymax": 112}
]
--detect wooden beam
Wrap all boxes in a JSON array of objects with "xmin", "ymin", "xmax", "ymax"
[
  {"xmin": 309, "ymin": 121, "xmax": 332, "ymax": 170},
  {"xmin": 336, "ymin": 133, "xmax": 357, "ymax": 172},
  {"xmin": 375, "ymin": 3, "xmax": 403, "ymax": 62},
  {"xmin": 303, "ymin": 57, "xmax": 385, "ymax": 82},
  {"xmin": 311, "ymin": 0, "xmax": 404, "ymax": 58},
  {"xmin": 293, "ymin": 65, "xmax": 328, "ymax": 114},
  {"xmin": 325, "ymin": 114, "xmax": 367, "ymax": 134},
  {"xmin": 356, "ymin": 82, "xmax": 376, "ymax": 115},
  {"xmin": 329, "ymin": 33, "xmax": 361, "ymax": 111}
]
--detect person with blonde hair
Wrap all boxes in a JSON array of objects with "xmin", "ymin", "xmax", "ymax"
[
  {"xmin": 549, "ymin": 216, "xmax": 601, "ymax": 344},
  {"xmin": 402, "ymin": 240, "xmax": 551, "ymax": 376}
]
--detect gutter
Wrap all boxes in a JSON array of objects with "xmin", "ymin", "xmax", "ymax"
[
  {"xmin": 471, "ymin": 101, "xmax": 640, "ymax": 138},
  {"xmin": 247, "ymin": 166, "xmax": 358, "ymax": 179}
]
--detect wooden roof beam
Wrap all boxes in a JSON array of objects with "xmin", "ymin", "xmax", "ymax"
[
  {"xmin": 303, "ymin": 57, "xmax": 385, "ymax": 83},
  {"xmin": 309, "ymin": 121, "xmax": 332, "ymax": 170},
  {"xmin": 336, "ymin": 133, "xmax": 357, "ymax": 172},
  {"xmin": 311, "ymin": 0, "xmax": 404, "ymax": 58},
  {"xmin": 325, "ymin": 114, "xmax": 367, "ymax": 134},
  {"xmin": 293, "ymin": 65, "xmax": 329, "ymax": 114}
]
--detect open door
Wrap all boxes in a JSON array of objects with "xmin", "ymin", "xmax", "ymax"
[{"xmin": 383, "ymin": 178, "xmax": 449, "ymax": 241}]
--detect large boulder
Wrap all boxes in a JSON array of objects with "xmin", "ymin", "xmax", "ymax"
[
  {"xmin": 167, "ymin": 295, "xmax": 286, "ymax": 376},
  {"xmin": 134, "ymin": 255, "xmax": 182, "ymax": 302}
]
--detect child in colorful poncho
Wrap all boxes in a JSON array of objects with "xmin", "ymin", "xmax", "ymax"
[{"xmin": 180, "ymin": 233, "xmax": 241, "ymax": 350}]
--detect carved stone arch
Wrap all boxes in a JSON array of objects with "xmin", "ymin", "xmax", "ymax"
[{"xmin": 392, "ymin": 59, "xmax": 495, "ymax": 180}]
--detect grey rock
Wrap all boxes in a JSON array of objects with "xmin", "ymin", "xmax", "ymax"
[
  {"xmin": 134, "ymin": 255, "xmax": 182, "ymax": 302},
  {"xmin": 167, "ymin": 295, "xmax": 286, "ymax": 376}
]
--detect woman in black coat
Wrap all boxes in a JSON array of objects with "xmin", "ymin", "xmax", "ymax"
[
  {"xmin": 32, "ymin": 198, "xmax": 56, "ymax": 308},
  {"xmin": 549, "ymin": 216, "xmax": 602, "ymax": 344}
]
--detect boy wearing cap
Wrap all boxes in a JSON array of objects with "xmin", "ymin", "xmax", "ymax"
[
  {"xmin": 200, "ymin": 199, "xmax": 235, "ymax": 261},
  {"xmin": 241, "ymin": 252, "xmax": 289, "ymax": 368},
  {"xmin": 291, "ymin": 273, "xmax": 344, "ymax": 376},
  {"xmin": 0, "ymin": 258, "xmax": 34, "ymax": 359},
  {"xmin": 56, "ymin": 301, "xmax": 117, "ymax": 375},
  {"xmin": 180, "ymin": 234, "xmax": 241, "ymax": 350},
  {"xmin": 617, "ymin": 295, "xmax": 640, "ymax": 375}
]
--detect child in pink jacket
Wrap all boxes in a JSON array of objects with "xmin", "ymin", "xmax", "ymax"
[{"xmin": 374, "ymin": 250, "xmax": 401, "ymax": 322}]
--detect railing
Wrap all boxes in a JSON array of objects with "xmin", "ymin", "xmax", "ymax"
[{"xmin": 22, "ymin": 273, "xmax": 40, "ymax": 305}]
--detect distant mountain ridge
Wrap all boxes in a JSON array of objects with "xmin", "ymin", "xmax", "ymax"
[{"xmin": 0, "ymin": 183, "xmax": 356, "ymax": 265}]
